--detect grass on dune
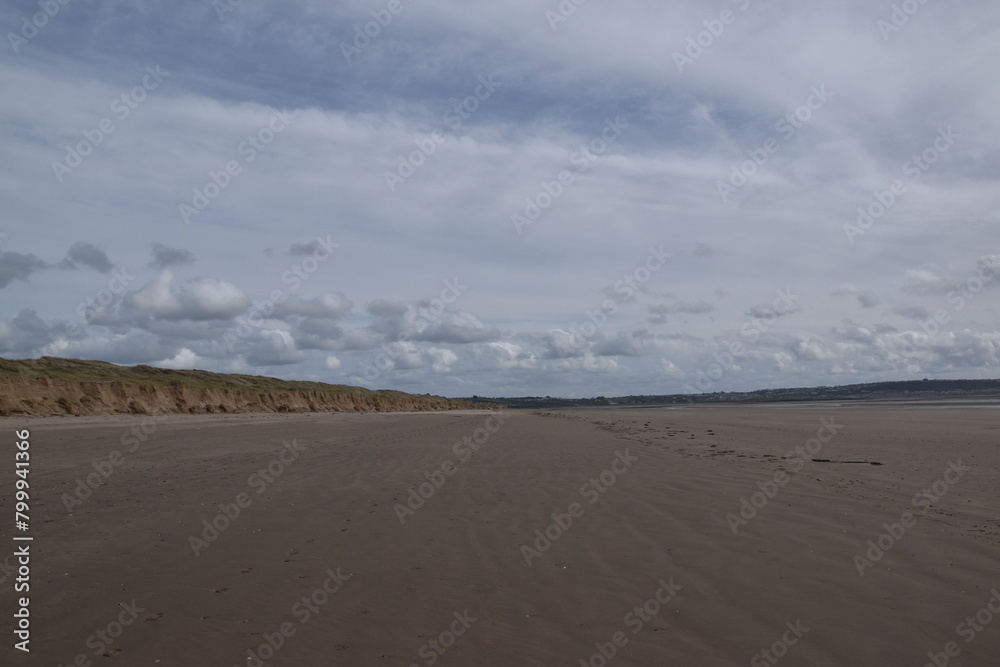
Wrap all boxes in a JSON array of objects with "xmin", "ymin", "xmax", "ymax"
[{"xmin": 0, "ymin": 356, "xmax": 452, "ymax": 402}]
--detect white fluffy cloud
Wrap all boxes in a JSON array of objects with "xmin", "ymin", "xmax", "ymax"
[
  {"xmin": 124, "ymin": 272, "xmax": 250, "ymax": 321},
  {"xmin": 155, "ymin": 348, "xmax": 203, "ymax": 370}
]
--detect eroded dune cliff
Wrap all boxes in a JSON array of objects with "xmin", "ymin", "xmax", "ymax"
[{"xmin": 0, "ymin": 357, "xmax": 482, "ymax": 416}]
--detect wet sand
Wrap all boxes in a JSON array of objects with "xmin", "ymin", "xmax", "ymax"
[{"xmin": 1, "ymin": 404, "xmax": 998, "ymax": 665}]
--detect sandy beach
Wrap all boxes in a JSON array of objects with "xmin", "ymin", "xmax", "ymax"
[{"xmin": 2, "ymin": 404, "xmax": 999, "ymax": 666}]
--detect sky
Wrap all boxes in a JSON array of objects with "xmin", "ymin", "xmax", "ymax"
[{"xmin": 1, "ymin": 0, "xmax": 999, "ymax": 398}]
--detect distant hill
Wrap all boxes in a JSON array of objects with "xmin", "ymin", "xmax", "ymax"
[
  {"xmin": 0, "ymin": 356, "xmax": 487, "ymax": 416},
  {"xmin": 465, "ymin": 378, "xmax": 1000, "ymax": 409}
]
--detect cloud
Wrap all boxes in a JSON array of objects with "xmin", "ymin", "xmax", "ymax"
[
  {"xmin": 0, "ymin": 252, "xmax": 46, "ymax": 288},
  {"xmin": 659, "ymin": 358, "xmax": 686, "ymax": 379},
  {"xmin": 472, "ymin": 341, "xmax": 537, "ymax": 370},
  {"xmin": 540, "ymin": 330, "xmax": 588, "ymax": 360},
  {"xmin": 274, "ymin": 293, "xmax": 352, "ymax": 319},
  {"xmin": 154, "ymin": 347, "xmax": 203, "ymax": 369},
  {"xmin": 893, "ymin": 305, "xmax": 931, "ymax": 321},
  {"xmin": 124, "ymin": 272, "xmax": 250, "ymax": 321},
  {"xmin": 693, "ymin": 243, "xmax": 717, "ymax": 257},
  {"xmin": 426, "ymin": 347, "xmax": 458, "ymax": 373},
  {"xmin": 150, "ymin": 242, "xmax": 196, "ymax": 269},
  {"xmin": 746, "ymin": 303, "xmax": 800, "ymax": 319},
  {"xmin": 347, "ymin": 340, "xmax": 460, "ymax": 376},
  {"xmin": 649, "ymin": 300, "xmax": 715, "ymax": 323},
  {"xmin": 857, "ymin": 292, "xmax": 881, "ymax": 308},
  {"xmin": 61, "ymin": 242, "xmax": 113, "ymax": 273},
  {"xmin": 594, "ymin": 331, "xmax": 646, "ymax": 357},
  {"xmin": 831, "ymin": 321, "xmax": 876, "ymax": 343},
  {"xmin": 365, "ymin": 300, "xmax": 410, "ymax": 338},
  {"xmin": 832, "ymin": 283, "xmax": 880, "ymax": 309},
  {"xmin": 289, "ymin": 239, "xmax": 338, "ymax": 257},
  {"xmin": 934, "ymin": 330, "xmax": 1000, "ymax": 369},
  {"xmin": 245, "ymin": 329, "xmax": 306, "ymax": 366},
  {"xmin": 48, "ymin": 329, "xmax": 178, "ymax": 366},
  {"xmin": 673, "ymin": 300, "xmax": 715, "ymax": 314},
  {"xmin": 291, "ymin": 317, "xmax": 345, "ymax": 351},
  {"xmin": 901, "ymin": 269, "xmax": 952, "ymax": 295},
  {"xmin": 551, "ymin": 352, "xmax": 618, "ymax": 373},
  {"xmin": 0, "ymin": 309, "xmax": 59, "ymax": 355},
  {"xmin": 359, "ymin": 299, "xmax": 497, "ymax": 346},
  {"xmin": 412, "ymin": 310, "xmax": 500, "ymax": 344}
]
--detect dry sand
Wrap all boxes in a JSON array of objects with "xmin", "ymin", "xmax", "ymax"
[{"xmin": 2, "ymin": 403, "xmax": 999, "ymax": 666}]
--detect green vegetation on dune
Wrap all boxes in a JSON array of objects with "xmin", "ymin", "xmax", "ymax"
[{"xmin": 2, "ymin": 357, "xmax": 380, "ymax": 395}]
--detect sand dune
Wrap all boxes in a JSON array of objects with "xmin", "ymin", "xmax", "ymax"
[
  {"xmin": 0, "ymin": 357, "xmax": 481, "ymax": 416},
  {"xmin": 2, "ymin": 404, "xmax": 998, "ymax": 665}
]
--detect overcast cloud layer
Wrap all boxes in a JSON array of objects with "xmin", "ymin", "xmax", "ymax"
[{"xmin": 2, "ymin": 0, "xmax": 999, "ymax": 397}]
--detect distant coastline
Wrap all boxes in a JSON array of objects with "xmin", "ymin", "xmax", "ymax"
[{"xmin": 465, "ymin": 378, "xmax": 1000, "ymax": 409}]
